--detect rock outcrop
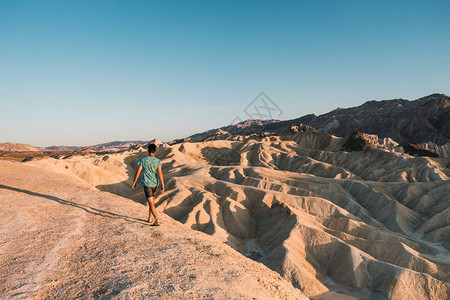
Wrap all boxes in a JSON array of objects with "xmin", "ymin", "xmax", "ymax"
[
  {"xmin": 343, "ymin": 132, "xmax": 381, "ymax": 151},
  {"xmin": 402, "ymin": 143, "xmax": 439, "ymax": 158},
  {"xmin": 420, "ymin": 142, "xmax": 450, "ymax": 158}
]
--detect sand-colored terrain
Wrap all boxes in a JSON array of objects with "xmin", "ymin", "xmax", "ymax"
[
  {"xmin": 22, "ymin": 130, "xmax": 450, "ymax": 299},
  {"xmin": 0, "ymin": 160, "xmax": 307, "ymax": 299},
  {"xmin": 0, "ymin": 143, "xmax": 39, "ymax": 152}
]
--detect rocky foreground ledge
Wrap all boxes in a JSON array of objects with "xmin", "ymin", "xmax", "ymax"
[{"xmin": 0, "ymin": 161, "xmax": 307, "ymax": 299}]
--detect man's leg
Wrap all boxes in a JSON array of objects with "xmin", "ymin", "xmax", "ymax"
[
  {"xmin": 147, "ymin": 196, "xmax": 158, "ymax": 224},
  {"xmin": 146, "ymin": 196, "xmax": 153, "ymax": 223}
]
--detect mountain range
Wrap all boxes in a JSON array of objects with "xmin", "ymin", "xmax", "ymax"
[
  {"xmin": 2, "ymin": 93, "xmax": 449, "ymax": 153},
  {"xmin": 179, "ymin": 93, "xmax": 450, "ymax": 146}
]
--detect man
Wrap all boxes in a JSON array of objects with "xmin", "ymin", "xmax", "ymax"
[{"xmin": 132, "ymin": 143, "xmax": 164, "ymax": 226}]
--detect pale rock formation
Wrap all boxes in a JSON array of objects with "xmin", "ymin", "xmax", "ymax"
[
  {"xmin": 0, "ymin": 142, "xmax": 39, "ymax": 152},
  {"xmin": 0, "ymin": 160, "xmax": 307, "ymax": 299},
  {"xmin": 24, "ymin": 130, "xmax": 450, "ymax": 299}
]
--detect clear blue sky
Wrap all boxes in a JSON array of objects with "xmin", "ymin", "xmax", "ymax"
[{"xmin": 1, "ymin": 0, "xmax": 449, "ymax": 146}]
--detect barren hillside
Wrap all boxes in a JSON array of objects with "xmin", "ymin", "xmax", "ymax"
[
  {"xmin": 0, "ymin": 142, "xmax": 39, "ymax": 152},
  {"xmin": 24, "ymin": 129, "xmax": 450, "ymax": 299},
  {"xmin": 0, "ymin": 160, "xmax": 307, "ymax": 299}
]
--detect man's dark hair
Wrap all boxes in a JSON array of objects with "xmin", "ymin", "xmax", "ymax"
[{"xmin": 148, "ymin": 143, "xmax": 157, "ymax": 154}]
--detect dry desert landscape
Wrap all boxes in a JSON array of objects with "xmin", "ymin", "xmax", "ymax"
[{"xmin": 1, "ymin": 95, "xmax": 450, "ymax": 299}]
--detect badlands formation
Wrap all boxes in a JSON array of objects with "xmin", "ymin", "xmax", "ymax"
[
  {"xmin": 0, "ymin": 160, "xmax": 307, "ymax": 299},
  {"xmin": 19, "ymin": 127, "xmax": 450, "ymax": 299}
]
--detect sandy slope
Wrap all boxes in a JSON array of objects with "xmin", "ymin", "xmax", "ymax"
[
  {"xmin": 24, "ymin": 131, "xmax": 450, "ymax": 299},
  {"xmin": 0, "ymin": 160, "xmax": 307, "ymax": 299},
  {"xmin": 0, "ymin": 142, "xmax": 39, "ymax": 152}
]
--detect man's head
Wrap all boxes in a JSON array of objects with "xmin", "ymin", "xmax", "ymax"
[{"xmin": 148, "ymin": 143, "xmax": 157, "ymax": 154}]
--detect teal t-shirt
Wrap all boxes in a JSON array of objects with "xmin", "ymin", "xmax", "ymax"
[{"xmin": 138, "ymin": 156, "xmax": 162, "ymax": 187}]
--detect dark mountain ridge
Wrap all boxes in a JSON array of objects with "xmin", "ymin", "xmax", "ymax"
[
  {"xmin": 41, "ymin": 140, "xmax": 149, "ymax": 152},
  {"xmin": 308, "ymin": 93, "xmax": 450, "ymax": 145},
  {"xmin": 181, "ymin": 93, "xmax": 450, "ymax": 145}
]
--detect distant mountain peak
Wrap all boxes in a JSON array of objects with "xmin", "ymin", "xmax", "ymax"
[{"xmin": 0, "ymin": 142, "xmax": 39, "ymax": 152}]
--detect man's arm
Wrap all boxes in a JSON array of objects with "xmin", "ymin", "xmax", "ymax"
[
  {"xmin": 132, "ymin": 166, "xmax": 143, "ymax": 190},
  {"xmin": 157, "ymin": 165, "xmax": 165, "ymax": 193}
]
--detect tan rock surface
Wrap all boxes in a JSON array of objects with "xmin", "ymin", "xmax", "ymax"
[
  {"xmin": 24, "ymin": 132, "xmax": 450, "ymax": 299},
  {"xmin": 0, "ymin": 160, "xmax": 307, "ymax": 299},
  {"xmin": 0, "ymin": 142, "xmax": 39, "ymax": 152}
]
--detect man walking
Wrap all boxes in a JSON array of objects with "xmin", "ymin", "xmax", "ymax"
[{"xmin": 132, "ymin": 143, "xmax": 164, "ymax": 225}]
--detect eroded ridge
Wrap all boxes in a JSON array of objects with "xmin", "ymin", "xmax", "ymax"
[{"xmin": 26, "ymin": 132, "xmax": 450, "ymax": 299}]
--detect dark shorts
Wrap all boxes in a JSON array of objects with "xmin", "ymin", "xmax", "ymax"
[{"xmin": 144, "ymin": 186, "xmax": 157, "ymax": 198}]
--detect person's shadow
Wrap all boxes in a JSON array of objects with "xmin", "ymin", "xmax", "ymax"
[{"xmin": 0, "ymin": 184, "xmax": 151, "ymax": 226}]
